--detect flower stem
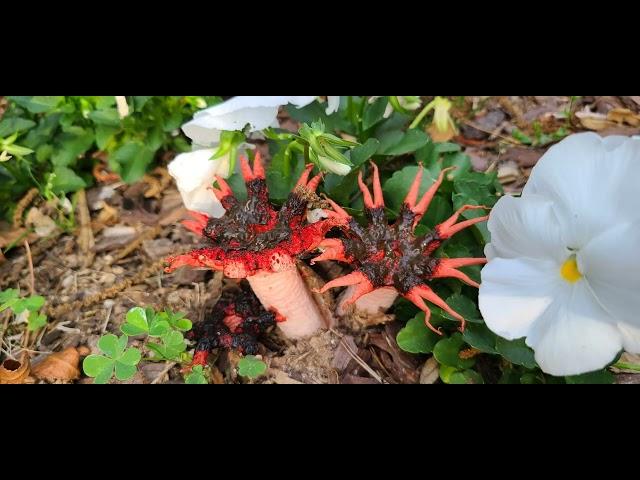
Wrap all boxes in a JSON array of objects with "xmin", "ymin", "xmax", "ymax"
[
  {"xmin": 613, "ymin": 361, "xmax": 640, "ymax": 372},
  {"xmin": 409, "ymin": 99, "xmax": 436, "ymax": 130}
]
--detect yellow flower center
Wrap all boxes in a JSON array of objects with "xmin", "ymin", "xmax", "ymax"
[{"xmin": 560, "ymin": 256, "xmax": 582, "ymax": 283}]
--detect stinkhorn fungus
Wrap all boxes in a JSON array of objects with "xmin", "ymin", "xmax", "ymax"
[
  {"xmin": 188, "ymin": 284, "xmax": 277, "ymax": 366},
  {"xmin": 314, "ymin": 162, "xmax": 489, "ymax": 334},
  {"xmin": 165, "ymin": 152, "xmax": 344, "ymax": 338}
]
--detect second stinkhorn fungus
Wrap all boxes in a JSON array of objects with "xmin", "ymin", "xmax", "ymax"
[
  {"xmin": 314, "ymin": 162, "xmax": 489, "ymax": 334},
  {"xmin": 165, "ymin": 153, "xmax": 343, "ymax": 339},
  {"xmin": 188, "ymin": 284, "xmax": 277, "ymax": 367}
]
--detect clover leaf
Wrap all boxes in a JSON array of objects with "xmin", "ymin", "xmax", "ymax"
[
  {"xmin": 237, "ymin": 355, "xmax": 267, "ymax": 379},
  {"xmin": 82, "ymin": 334, "xmax": 141, "ymax": 384},
  {"xmin": 185, "ymin": 365, "xmax": 208, "ymax": 384}
]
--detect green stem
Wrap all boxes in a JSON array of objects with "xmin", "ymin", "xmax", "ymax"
[
  {"xmin": 409, "ymin": 99, "xmax": 436, "ymax": 129},
  {"xmin": 613, "ymin": 361, "xmax": 640, "ymax": 372}
]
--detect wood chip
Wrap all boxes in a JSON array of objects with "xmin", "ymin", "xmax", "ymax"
[
  {"xmin": 76, "ymin": 189, "xmax": 95, "ymax": 267},
  {"xmin": 419, "ymin": 357, "xmax": 439, "ymax": 384}
]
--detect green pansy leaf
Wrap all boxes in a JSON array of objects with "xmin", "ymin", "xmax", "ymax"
[{"xmin": 396, "ymin": 313, "xmax": 440, "ymax": 354}]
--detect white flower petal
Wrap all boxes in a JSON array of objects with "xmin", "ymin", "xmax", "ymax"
[
  {"xmin": 525, "ymin": 281, "xmax": 622, "ymax": 376},
  {"xmin": 288, "ymin": 96, "xmax": 320, "ymax": 107},
  {"xmin": 617, "ymin": 323, "xmax": 640, "ymax": 353},
  {"xmin": 486, "ymin": 194, "xmax": 566, "ymax": 262},
  {"xmin": 523, "ymin": 132, "xmax": 640, "ymax": 248},
  {"xmin": 182, "ymin": 96, "xmax": 325, "ymax": 144},
  {"xmin": 479, "ymin": 257, "xmax": 560, "ymax": 340},
  {"xmin": 578, "ymin": 220, "xmax": 640, "ymax": 330},
  {"xmin": 167, "ymin": 149, "xmax": 228, "ymax": 217},
  {"xmin": 326, "ymin": 96, "xmax": 340, "ymax": 114}
]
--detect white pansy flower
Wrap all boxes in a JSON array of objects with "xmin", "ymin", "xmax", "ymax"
[
  {"xmin": 168, "ymin": 148, "xmax": 232, "ymax": 218},
  {"xmin": 182, "ymin": 96, "xmax": 340, "ymax": 146},
  {"xmin": 479, "ymin": 133, "xmax": 640, "ymax": 376}
]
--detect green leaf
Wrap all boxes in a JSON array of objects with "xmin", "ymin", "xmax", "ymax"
[
  {"xmin": 433, "ymin": 332, "xmax": 475, "ymax": 369},
  {"xmin": 175, "ymin": 318, "xmax": 193, "ymax": 331},
  {"xmin": 133, "ymin": 96, "xmax": 153, "ymax": 111},
  {"xmin": 396, "ymin": 313, "xmax": 440, "ymax": 354},
  {"xmin": 114, "ymin": 361, "xmax": 137, "ymax": 381},
  {"xmin": 565, "ymin": 369, "xmax": 615, "ymax": 384},
  {"xmin": 22, "ymin": 295, "xmax": 45, "ymax": 312},
  {"xmin": 237, "ymin": 355, "xmax": 267, "ymax": 378},
  {"xmin": 97, "ymin": 334, "xmax": 120, "ymax": 358},
  {"xmin": 462, "ymin": 322, "xmax": 498, "ymax": 354},
  {"xmin": 51, "ymin": 130, "xmax": 95, "ymax": 167},
  {"xmin": 8, "ymin": 96, "xmax": 65, "ymax": 114},
  {"xmin": 0, "ymin": 118, "xmax": 36, "ymax": 137},
  {"xmin": 95, "ymin": 96, "xmax": 116, "ymax": 109},
  {"xmin": 149, "ymin": 320, "xmax": 170, "ymax": 337},
  {"xmin": 379, "ymin": 129, "xmax": 430, "ymax": 156},
  {"xmin": 118, "ymin": 348, "xmax": 141, "ymax": 366},
  {"xmin": 122, "ymin": 307, "xmax": 149, "ymax": 335},
  {"xmin": 362, "ymin": 97, "xmax": 388, "ymax": 131},
  {"xmin": 383, "ymin": 165, "xmax": 437, "ymax": 213},
  {"xmin": 185, "ymin": 365, "xmax": 208, "ymax": 384},
  {"xmin": 27, "ymin": 311, "xmax": 47, "ymax": 331},
  {"xmin": 83, "ymin": 355, "xmax": 114, "ymax": 383},
  {"xmin": 50, "ymin": 166, "xmax": 87, "ymax": 193},
  {"xmin": 89, "ymin": 109, "xmax": 121, "ymax": 127},
  {"xmin": 448, "ymin": 369, "xmax": 484, "ymax": 384},
  {"xmin": 350, "ymin": 138, "xmax": 380, "ymax": 166},
  {"xmin": 95, "ymin": 125, "xmax": 118, "ymax": 150},
  {"xmin": 111, "ymin": 142, "xmax": 155, "ymax": 183},
  {"xmin": 0, "ymin": 289, "xmax": 19, "ymax": 304},
  {"xmin": 443, "ymin": 294, "xmax": 482, "ymax": 324},
  {"xmin": 495, "ymin": 337, "xmax": 537, "ymax": 369}
]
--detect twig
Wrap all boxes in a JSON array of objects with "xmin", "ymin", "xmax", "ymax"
[
  {"xmin": 46, "ymin": 259, "xmax": 165, "ymax": 318},
  {"xmin": 76, "ymin": 189, "xmax": 95, "ymax": 267},
  {"xmin": 151, "ymin": 362, "xmax": 177, "ymax": 384},
  {"xmin": 23, "ymin": 240, "xmax": 35, "ymax": 296},
  {"xmin": 110, "ymin": 225, "xmax": 162, "ymax": 264},
  {"xmin": 13, "ymin": 188, "xmax": 39, "ymax": 228},
  {"xmin": 101, "ymin": 303, "xmax": 114, "ymax": 334},
  {"xmin": 340, "ymin": 338, "xmax": 384, "ymax": 384},
  {"xmin": 0, "ymin": 312, "xmax": 10, "ymax": 350}
]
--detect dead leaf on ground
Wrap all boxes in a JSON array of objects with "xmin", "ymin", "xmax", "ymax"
[
  {"xmin": 31, "ymin": 346, "xmax": 90, "ymax": 383},
  {"xmin": 497, "ymin": 161, "xmax": 521, "ymax": 185},
  {"xmin": 607, "ymin": 108, "xmax": 640, "ymax": 127},
  {"xmin": 25, "ymin": 208, "xmax": 58, "ymax": 238},
  {"xmin": 0, "ymin": 354, "xmax": 31, "ymax": 384}
]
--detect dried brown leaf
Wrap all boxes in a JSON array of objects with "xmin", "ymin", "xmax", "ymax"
[
  {"xmin": 0, "ymin": 354, "xmax": 31, "ymax": 384},
  {"xmin": 31, "ymin": 346, "xmax": 89, "ymax": 383}
]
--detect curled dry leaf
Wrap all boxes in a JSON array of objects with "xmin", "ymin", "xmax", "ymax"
[
  {"xmin": 0, "ymin": 354, "xmax": 31, "ymax": 384},
  {"xmin": 31, "ymin": 346, "xmax": 91, "ymax": 383},
  {"xmin": 607, "ymin": 108, "xmax": 640, "ymax": 127}
]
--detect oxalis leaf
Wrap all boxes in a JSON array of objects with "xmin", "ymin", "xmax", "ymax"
[
  {"xmin": 185, "ymin": 366, "xmax": 208, "ymax": 385},
  {"xmin": 237, "ymin": 356, "xmax": 267, "ymax": 379}
]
